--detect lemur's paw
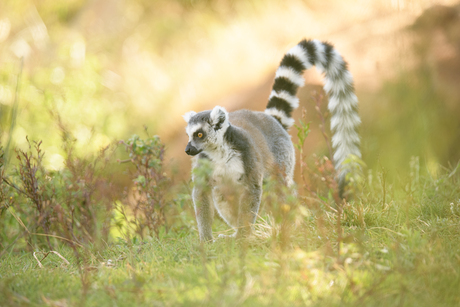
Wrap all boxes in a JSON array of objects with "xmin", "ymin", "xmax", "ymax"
[{"xmin": 217, "ymin": 232, "xmax": 237, "ymax": 240}]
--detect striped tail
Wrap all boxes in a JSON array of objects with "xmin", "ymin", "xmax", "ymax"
[{"xmin": 265, "ymin": 39, "xmax": 361, "ymax": 188}]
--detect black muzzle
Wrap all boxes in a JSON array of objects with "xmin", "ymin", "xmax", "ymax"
[{"xmin": 185, "ymin": 142, "xmax": 202, "ymax": 156}]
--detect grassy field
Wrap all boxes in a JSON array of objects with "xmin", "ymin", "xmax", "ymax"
[
  {"xmin": 1, "ymin": 1, "xmax": 460, "ymax": 306},
  {"xmin": 1, "ymin": 155, "xmax": 460, "ymax": 306}
]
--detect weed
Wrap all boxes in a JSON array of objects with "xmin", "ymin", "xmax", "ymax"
[{"xmin": 119, "ymin": 131, "xmax": 170, "ymax": 239}]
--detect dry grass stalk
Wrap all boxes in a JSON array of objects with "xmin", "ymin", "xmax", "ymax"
[{"xmin": 33, "ymin": 251, "xmax": 70, "ymax": 269}]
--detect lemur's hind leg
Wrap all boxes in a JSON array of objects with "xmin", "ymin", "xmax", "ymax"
[
  {"xmin": 212, "ymin": 186, "xmax": 238, "ymax": 231},
  {"xmin": 215, "ymin": 180, "xmax": 263, "ymax": 240},
  {"xmin": 235, "ymin": 180, "xmax": 263, "ymax": 239}
]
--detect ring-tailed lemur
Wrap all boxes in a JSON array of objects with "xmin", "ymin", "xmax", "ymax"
[{"xmin": 183, "ymin": 39, "xmax": 361, "ymax": 241}]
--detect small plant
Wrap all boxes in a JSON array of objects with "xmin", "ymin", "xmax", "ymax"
[
  {"xmin": 119, "ymin": 131, "xmax": 170, "ymax": 239},
  {"xmin": 341, "ymin": 154, "xmax": 366, "ymax": 198},
  {"xmin": 294, "ymin": 108, "xmax": 311, "ymax": 194},
  {"xmin": 14, "ymin": 138, "xmax": 54, "ymax": 248},
  {"xmin": 0, "ymin": 146, "xmax": 7, "ymax": 214},
  {"xmin": 1, "ymin": 134, "xmax": 117, "ymax": 251}
]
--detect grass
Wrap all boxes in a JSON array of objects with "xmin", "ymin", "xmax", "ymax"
[
  {"xmin": 1, "ymin": 160, "xmax": 460, "ymax": 306},
  {"xmin": 1, "ymin": 1, "xmax": 460, "ymax": 305}
]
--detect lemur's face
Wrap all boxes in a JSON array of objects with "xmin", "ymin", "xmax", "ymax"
[{"xmin": 183, "ymin": 106, "xmax": 229, "ymax": 156}]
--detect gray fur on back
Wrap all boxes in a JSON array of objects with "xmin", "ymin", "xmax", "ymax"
[{"xmin": 229, "ymin": 110, "xmax": 295, "ymax": 182}]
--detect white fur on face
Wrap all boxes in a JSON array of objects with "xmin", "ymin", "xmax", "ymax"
[
  {"xmin": 184, "ymin": 107, "xmax": 231, "ymax": 159},
  {"xmin": 185, "ymin": 123, "xmax": 202, "ymax": 141}
]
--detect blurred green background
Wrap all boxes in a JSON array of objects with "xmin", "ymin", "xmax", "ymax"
[{"xmin": 1, "ymin": 0, "xmax": 459, "ymax": 179}]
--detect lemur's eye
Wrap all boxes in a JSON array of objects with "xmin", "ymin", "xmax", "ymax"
[{"xmin": 198, "ymin": 133, "xmax": 203, "ymax": 138}]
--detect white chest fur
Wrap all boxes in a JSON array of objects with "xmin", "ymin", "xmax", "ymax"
[
  {"xmin": 212, "ymin": 156, "xmax": 244, "ymax": 183},
  {"xmin": 207, "ymin": 146, "xmax": 245, "ymax": 184}
]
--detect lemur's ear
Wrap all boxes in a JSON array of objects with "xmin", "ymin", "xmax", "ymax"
[
  {"xmin": 182, "ymin": 111, "xmax": 197, "ymax": 123},
  {"xmin": 210, "ymin": 106, "xmax": 229, "ymax": 130}
]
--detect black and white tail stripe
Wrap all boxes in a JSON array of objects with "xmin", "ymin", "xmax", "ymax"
[{"xmin": 265, "ymin": 39, "xmax": 361, "ymax": 182}]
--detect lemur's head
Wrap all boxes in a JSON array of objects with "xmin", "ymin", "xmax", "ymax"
[{"xmin": 183, "ymin": 106, "xmax": 229, "ymax": 156}]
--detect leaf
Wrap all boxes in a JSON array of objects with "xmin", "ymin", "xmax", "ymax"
[{"xmin": 134, "ymin": 175, "xmax": 146, "ymax": 186}]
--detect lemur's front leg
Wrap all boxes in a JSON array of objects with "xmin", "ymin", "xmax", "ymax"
[{"xmin": 192, "ymin": 185, "xmax": 214, "ymax": 242}]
